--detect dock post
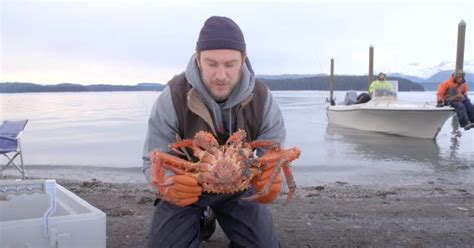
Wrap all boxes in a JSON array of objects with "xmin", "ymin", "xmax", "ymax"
[
  {"xmin": 369, "ymin": 45, "xmax": 374, "ymax": 87},
  {"xmin": 329, "ymin": 58, "xmax": 335, "ymax": 105},
  {"xmin": 455, "ymin": 20, "xmax": 466, "ymax": 71}
]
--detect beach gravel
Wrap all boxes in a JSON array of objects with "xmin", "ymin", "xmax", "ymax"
[{"xmin": 56, "ymin": 178, "xmax": 474, "ymax": 247}]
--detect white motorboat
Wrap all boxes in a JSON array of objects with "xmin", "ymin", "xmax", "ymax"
[{"xmin": 326, "ymin": 81, "xmax": 455, "ymax": 139}]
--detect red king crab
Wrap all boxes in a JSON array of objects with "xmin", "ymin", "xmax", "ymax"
[{"xmin": 151, "ymin": 129, "xmax": 301, "ymax": 203}]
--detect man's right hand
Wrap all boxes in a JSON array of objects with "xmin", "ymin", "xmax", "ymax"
[
  {"xmin": 436, "ymin": 100, "xmax": 444, "ymax": 108},
  {"xmin": 157, "ymin": 175, "xmax": 202, "ymax": 207}
]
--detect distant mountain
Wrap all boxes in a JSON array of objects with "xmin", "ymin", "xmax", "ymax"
[
  {"xmin": 424, "ymin": 70, "xmax": 474, "ymax": 83},
  {"xmin": 386, "ymin": 60, "xmax": 474, "ymax": 91},
  {"xmin": 388, "ymin": 59, "xmax": 474, "ymax": 80},
  {"xmin": 394, "ymin": 71, "xmax": 474, "ymax": 91},
  {"xmin": 0, "ymin": 82, "xmax": 165, "ymax": 93},
  {"xmin": 256, "ymin": 74, "xmax": 321, "ymax": 80},
  {"xmin": 387, "ymin": 73, "xmax": 426, "ymax": 83},
  {"xmin": 260, "ymin": 75, "xmax": 423, "ymax": 91}
]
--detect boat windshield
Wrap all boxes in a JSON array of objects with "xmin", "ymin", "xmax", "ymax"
[{"xmin": 372, "ymin": 80, "xmax": 398, "ymax": 101}]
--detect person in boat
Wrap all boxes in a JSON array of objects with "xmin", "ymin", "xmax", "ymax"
[
  {"xmin": 354, "ymin": 72, "xmax": 392, "ymax": 104},
  {"xmin": 142, "ymin": 16, "xmax": 285, "ymax": 247},
  {"xmin": 436, "ymin": 70, "xmax": 474, "ymax": 131},
  {"xmin": 368, "ymin": 72, "xmax": 394, "ymax": 97}
]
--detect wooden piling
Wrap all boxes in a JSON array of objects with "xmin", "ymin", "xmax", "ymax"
[
  {"xmin": 329, "ymin": 58, "xmax": 335, "ymax": 105},
  {"xmin": 456, "ymin": 20, "xmax": 466, "ymax": 71},
  {"xmin": 369, "ymin": 45, "xmax": 374, "ymax": 87}
]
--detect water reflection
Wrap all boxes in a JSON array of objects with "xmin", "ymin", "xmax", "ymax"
[
  {"xmin": 325, "ymin": 125, "xmax": 442, "ymax": 167},
  {"xmin": 448, "ymin": 116, "xmax": 462, "ymax": 160},
  {"xmin": 443, "ymin": 117, "xmax": 473, "ymax": 172}
]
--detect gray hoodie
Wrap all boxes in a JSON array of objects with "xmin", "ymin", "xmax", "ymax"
[{"xmin": 142, "ymin": 54, "xmax": 286, "ymax": 182}]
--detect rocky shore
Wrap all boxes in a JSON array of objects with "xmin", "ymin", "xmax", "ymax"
[{"xmin": 56, "ymin": 178, "xmax": 474, "ymax": 247}]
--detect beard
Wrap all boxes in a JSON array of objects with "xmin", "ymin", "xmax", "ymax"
[
  {"xmin": 207, "ymin": 78, "xmax": 239, "ymax": 102},
  {"xmin": 199, "ymin": 68, "xmax": 243, "ymax": 102}
]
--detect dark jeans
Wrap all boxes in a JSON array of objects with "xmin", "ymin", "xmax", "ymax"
[
  {"xmin": 148, "ymin": 190, "xmax": 279, "ymax": 248},
  {"xmin": 449, "ymin": 97, "xmax": 474, "ymax": 127}
]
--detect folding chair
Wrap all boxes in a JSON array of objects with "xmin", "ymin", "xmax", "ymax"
[{"xmin": 0, "ymin": 120, "xmax": 28, "ymax": 179}]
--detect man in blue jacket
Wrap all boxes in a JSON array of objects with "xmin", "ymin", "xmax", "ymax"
[{"xmin": 142, "ymin": 16, "xmax": 286, "ymax": 247}]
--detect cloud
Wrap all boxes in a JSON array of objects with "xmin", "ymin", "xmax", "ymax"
[{"xmin": 2, "ymin": 1, "xmax": 472, "ymax": 84}]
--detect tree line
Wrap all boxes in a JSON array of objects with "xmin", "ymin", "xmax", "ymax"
[{"xmin": 0, "ymin": 75, "xmax": 424, "ymax": 93}]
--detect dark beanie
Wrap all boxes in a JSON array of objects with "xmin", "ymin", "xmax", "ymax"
[{"xmin": 196, "ymin": 16, "xmax": 246, "ymax": 52}]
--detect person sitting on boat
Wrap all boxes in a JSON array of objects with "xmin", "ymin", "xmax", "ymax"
[
  {"xmin": 436, "ymin": 70, "xmax": 474, "ymax": 131},
  {"xmin": 369, "ymin": 72, "xmax": 394, "ymax": 96}
]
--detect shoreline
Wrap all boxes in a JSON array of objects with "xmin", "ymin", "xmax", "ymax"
[
  {"xmin": 5, "ymin": 163, "xmax": 472, "ymax": 187},
  {"xmin": 69, "ymin": 179, "xmax": 474, "ymax": 247},
  {"xmin": 0, "ymin": 165, "xmax": 147, "ymax": 184},
  {"xmin": 3, "ymin": 175, "xmax": 472, "ymax": 247}
]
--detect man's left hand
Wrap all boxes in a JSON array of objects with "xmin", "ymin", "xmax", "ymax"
[{"xmin": 252, "ymin": 166, "xmax": 282, "ymax": 204}]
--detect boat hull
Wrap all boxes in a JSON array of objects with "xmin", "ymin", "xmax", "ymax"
[{"xmin": 326, "ymin": 103, "xmax": 455, "ymax": 139}]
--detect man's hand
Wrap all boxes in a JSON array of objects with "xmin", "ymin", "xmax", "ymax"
[
  {"xmin": 436, "ymin": 100, "xmax": 444, "ymax": 108},
  {"xmin": 157, "ymin": 175, "xmax": 202, "ymax": 207},
  {"xmin": 252, "ymin": 166, "xmax": 282, "ymax": 204}
]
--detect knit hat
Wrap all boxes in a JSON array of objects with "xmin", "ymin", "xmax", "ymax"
[
  {"xmin": 196, "ymin": 16, "xmax": 246, "ymax": 52},
  {"xmin": 454, "ymin": 70, "xmax": 465, "ymax": 78}
]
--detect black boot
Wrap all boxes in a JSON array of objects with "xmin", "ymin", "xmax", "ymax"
[
  {"xmin": 464, "ymin": 122, "xmax": 474, "ymax": 131},
  {"xmin": 199, "ymin": 206, "xmax": 217, "ymax": 242}
]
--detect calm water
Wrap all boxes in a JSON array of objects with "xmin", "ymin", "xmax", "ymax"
[{"xmin": 1, "ymin": 91, "xmax": 473, "ymax": 186}]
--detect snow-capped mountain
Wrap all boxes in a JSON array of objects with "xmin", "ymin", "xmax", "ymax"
[{"xmin": 387, "ymin": 59, "xmax": 474, "ymax": 82}]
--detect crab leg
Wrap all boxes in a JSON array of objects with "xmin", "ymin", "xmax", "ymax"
[
  {"xmin": 258, "ymin": 148, "xmax": 301, "ymax": 168},
  {"xmin": 245, "ymin": 147, "xmax": 300, "ymax": 203},
  {"xmin": 150, "ymin": 158, "xmax": 192, "ymax": 206},
  {"xmin": 169, "ymin": 139, "xmax": 194, "ymax": 157},
  {"xmin": 153, "ymin": 151, "xmax": 199, "ymax": 170},
  {"xmin": 281, "ymin": 161, "xmax": 296, "ymax": 202},
  {"xmin": 249, "ymin": 140, "xmax": 281, "ymax": 151},
  {"xmin": 243, "ymin": 160, "xmax": 283, "ymax": 201},
  {"xmin": 151, "ymin": 151, "xmax": 209, "ymax": 183},
  {"xmin": 225, "ymin": 129, "xmax": 247, "ymax": 146}
]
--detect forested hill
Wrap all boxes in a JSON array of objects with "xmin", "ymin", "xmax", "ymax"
[
  {"xmin": 0, "ymin": 75, "xmax": 424, "ymax": 93},
  {"xmin": 0, "ymin": 82, "xmax": 166, "ymax": 93},
  {"xmin": 259, "ymin": 75, "xmax": 424, "ymax": 91}
]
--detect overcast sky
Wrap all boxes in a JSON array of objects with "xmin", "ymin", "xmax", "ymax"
[{"xmin": 1, "ymin": 0, "xmax": 473, "ymax": 85}]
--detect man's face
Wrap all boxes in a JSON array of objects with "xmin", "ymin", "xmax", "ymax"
[
  {"xmin": 197, "ymin": 49, "xmax": 244, "ymax": 102},
  {"xmin": 378, "ymin": 74, "xmax": 385, "ymax": 81},
  {"xmin": 455, "ymin": 75, "xmax": 465, "ymax": 84}
]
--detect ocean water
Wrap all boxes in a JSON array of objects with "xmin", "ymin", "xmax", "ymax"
[{"xmin": 1, "ymin": 91, "xmax": 473, "ymax": 186}]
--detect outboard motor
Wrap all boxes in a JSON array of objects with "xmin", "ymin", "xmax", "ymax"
[
  {"xmin": 356, "ymin": 92, "xmax": 371, "ymax": 104},
  {"xmin": 344, "ymin": 91, "xmax": 358, "ymax": 105}
]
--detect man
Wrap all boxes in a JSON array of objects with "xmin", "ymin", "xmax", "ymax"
[
  {"xmin": 436, "ymin": 70, "xmax": 474, "ymax": 130},
  {"xmin": 369, "ymin": 72, "xmax": 394, "ymax": 96},
  {"xmin": 142, "ymin": 16, "xmax": 285, "ymax": 247}
]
